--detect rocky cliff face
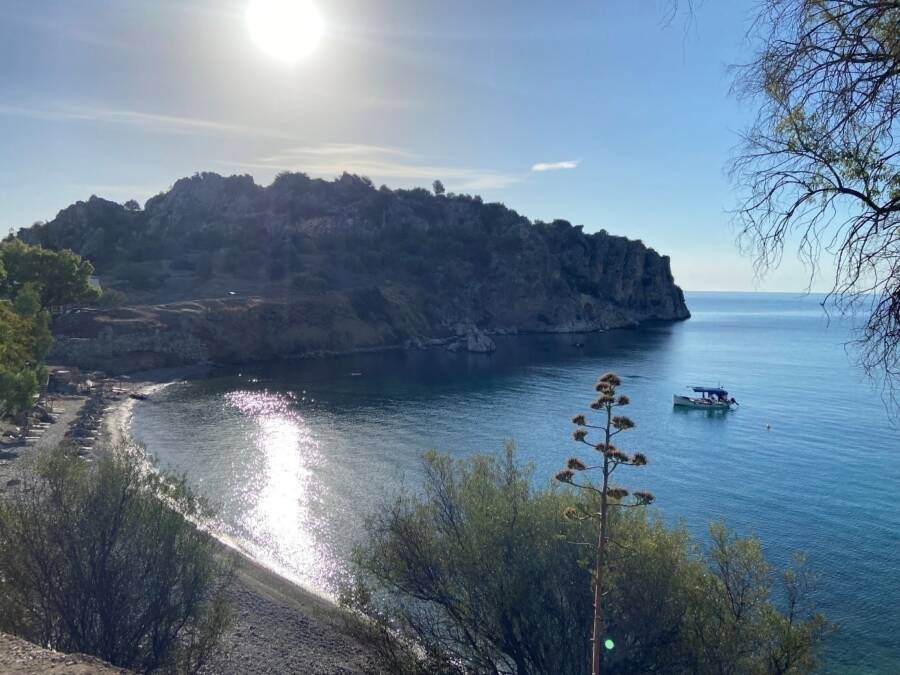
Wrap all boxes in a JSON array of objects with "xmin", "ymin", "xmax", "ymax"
[{"xmin": 22, "ymin": 172, "xmax": 689, "ymax": 373}]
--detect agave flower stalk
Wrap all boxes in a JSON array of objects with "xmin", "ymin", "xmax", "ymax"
[{"xmin": 556, "ymin": 372, "xmax": 654, "ymax": 675}]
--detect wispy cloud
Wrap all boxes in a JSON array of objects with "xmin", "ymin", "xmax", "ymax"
[
  {"xmin": 260, "ymin": 143, "xmax": 413, "ymax": 163},
  {"xmin": 225, "ymin": 144, "xmax": 520, "ymax": 191},
  {"xmin": 0, "ymin": 103, "xmax": 293, "ymax": 140},
  {"xmin": 0, "ymin": 102, "xmax": 518, "ymax": 192},
  {"xmin": 531, "ymin": 159, "xmax": 580, "ymax": 172},
  {"xmin": 7, "ymin": 11, "xmax": 130, "ymax": 50}
]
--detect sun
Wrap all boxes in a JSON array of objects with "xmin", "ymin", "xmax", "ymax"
[{"xmin": 246, "ymin": 0, "xmax": 325, "ymax": 63}]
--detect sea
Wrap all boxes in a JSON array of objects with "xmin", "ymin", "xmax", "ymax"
[{"xmin": 130, "ymin": 291, "xmax": 900, "ymax": 674}]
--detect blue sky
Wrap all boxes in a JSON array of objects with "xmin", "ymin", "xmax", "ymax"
[{"xmin": 0, "ymin": 0, "xmax": 828, "ymax": 291}]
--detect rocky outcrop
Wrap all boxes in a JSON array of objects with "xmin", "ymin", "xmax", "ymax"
[
  {"xmin": 23, "ymin": 172, "xmax": 689, "ymax": 372},
  {"xmin": 466, "ymin": 328, "xmax": 497, "ymax": 353}
]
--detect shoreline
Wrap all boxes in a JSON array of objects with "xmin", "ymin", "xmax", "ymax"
[
  {"xmin": 50, "ymin": 313, "xmax": 690, "ymax": 376},
  {"xmin": 98, "ymin": 368, "xmax": 371, "ymax": 674},
  {"xmin": 100, "ymin": 367, "xmax": 328, "ymax": 595}
]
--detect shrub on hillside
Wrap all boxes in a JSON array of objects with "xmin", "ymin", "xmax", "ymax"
[
  {"xmin": 94, "ymin": 287, "xmax": 128, "ymax": 307},
  {"xmin": 343, "ymin": 447, "xmax": 829, "ymax": 675},
  {"xmin": 0, "ymin": 446, "xmax": 231, "ymax": 674}
]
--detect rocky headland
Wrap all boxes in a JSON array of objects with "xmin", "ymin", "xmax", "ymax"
[{"xmin": 20, "ymin": 172, "xmax": 690, "ymax": 373}]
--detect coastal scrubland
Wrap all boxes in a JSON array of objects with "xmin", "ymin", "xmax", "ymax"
[
  {"xmin": 343, "ymin": 404, "xmax": 829, "ymax": 674},
  {"xmin": 0, "ymin": 446, "xmax": 230, "ymax": 673}
]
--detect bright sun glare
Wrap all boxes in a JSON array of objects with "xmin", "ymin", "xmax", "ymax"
[{"xmin": 246, "ymin": 0, "xmax": 324, "ymax": 63}]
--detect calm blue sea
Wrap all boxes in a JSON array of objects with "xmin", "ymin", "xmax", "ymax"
[{"xmin": 131, "ymin": 292, "xmax": 900, "ymax": 674}]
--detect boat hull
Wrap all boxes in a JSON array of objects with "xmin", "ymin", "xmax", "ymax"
[{"xmin": 673, "ymin": 395, "xmax": 732, "ymax": 410}]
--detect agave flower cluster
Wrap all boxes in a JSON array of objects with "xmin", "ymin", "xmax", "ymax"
[
  {"xmin": 556, "ymin": 371, "xmax": 655, "ymax": 675},
  {"xmin": 555, "ymin": 372, "xmax": 655, "ymax": 511}
]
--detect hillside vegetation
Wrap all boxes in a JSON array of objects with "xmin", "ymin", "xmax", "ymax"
[{"xmin": 19, "ymin": 172, "xmax": 690, "ymax": 371}]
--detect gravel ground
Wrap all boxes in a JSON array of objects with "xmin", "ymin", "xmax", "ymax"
[
  {"xmin": 0, "ymin": 395, "xmax": 87, "ymax": 494},
  {"xmin": 203, "ymin": 553, "xmax": 373, "ymax": 674},
  {"xmin": 0, "ymin": 632, "xmax": 130, "ymax": 674}
]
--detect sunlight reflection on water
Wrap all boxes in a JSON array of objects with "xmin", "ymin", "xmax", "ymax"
[{"xmin": 223, "ymin": 390, "xmax": 334, "ymax": 590}]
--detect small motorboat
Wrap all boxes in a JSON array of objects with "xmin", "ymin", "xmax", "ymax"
[{"xmin": 673, "ymin": 386, "xmax": 738, "ymax": 410}]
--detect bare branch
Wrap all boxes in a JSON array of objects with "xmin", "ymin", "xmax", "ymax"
[{"xmin": 732, "ymin": 0, "xmax": 900, "ymax": 400}]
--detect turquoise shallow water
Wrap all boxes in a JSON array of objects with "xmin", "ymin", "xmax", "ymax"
[{"xmin": 131, "ymin": 292, "xmax": 899, "ymax": 673}]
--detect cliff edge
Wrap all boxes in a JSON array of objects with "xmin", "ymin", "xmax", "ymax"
[{"xmin": 20, "ymin": 172, "xmax": 689, "ymax": 372}]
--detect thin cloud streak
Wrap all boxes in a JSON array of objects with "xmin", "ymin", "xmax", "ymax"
[
  {"xmin": 531, "ymin": 159, "xmax": 580, "ymax": 172},
  {"xmin": 260, "ymin": 143, "xmax": 413, "ymax": 163},
  {"xmin": 0, "ymin": 103, "xmax": 294, "ymax": 140},
  {"xmin": 0, "ymin": 101, "xmax": 520, "ymax": 193},
  {"xmin": 220, "ymin": 144, "xmax": 520, "ymax": 191}
]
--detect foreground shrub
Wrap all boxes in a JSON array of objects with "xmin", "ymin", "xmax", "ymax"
[
  {"xmin": 0, "ymin": 446, "xmax": 231, "ymax": 674},
  {"xmin": 344, "ymin": 447, "xmax": 829, "ymax": 674}
]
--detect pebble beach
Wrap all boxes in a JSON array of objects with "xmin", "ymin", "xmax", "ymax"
[{"xmin": 0, "ymin": 368, "xmax": 373, "ymax": 675}]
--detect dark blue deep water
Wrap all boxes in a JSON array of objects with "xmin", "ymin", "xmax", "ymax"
[{"xmin": 131, "ymin": 292, "xmax": 899, "ymax": 673}]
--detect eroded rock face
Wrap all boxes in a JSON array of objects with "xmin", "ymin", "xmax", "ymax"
[
  {"xmin": 466, "ymin": 329, "xmax": 497, "ymax": 353},
  {"xmin": 26, "ymin": 172, "xmax": 690, "ymax": 372}
]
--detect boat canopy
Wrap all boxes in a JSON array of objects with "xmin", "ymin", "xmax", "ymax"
[{"xmin": 692, "ymin": 386, "xmax": 728, "ymax": 396}]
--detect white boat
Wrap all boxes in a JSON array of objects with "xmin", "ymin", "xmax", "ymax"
[{"xmin": 673, "ymin": 386, "xmax": 737, "ymax": 410}]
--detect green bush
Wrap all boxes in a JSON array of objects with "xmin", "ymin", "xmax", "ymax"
[
  {"xmin": 0, "ymin": 446, "xmax": 232, "ymax": 674},
  {"xmin": 0, "ymin": 302, "xmax": 43, "ymax": 416},
  {"xmin": 344, "ymin": 447, "xmax": 829, "ymax": 675},
  {"xmin": 0, "ymin": 242, "xmax": 98, "ymax": 415},
  {"xmin": 0, "ymin": 239, "xmax": 99, "ymax": 309},
  {"xmin": 95, "ymin": 287, "xmax": 128, "ymax": 307}
]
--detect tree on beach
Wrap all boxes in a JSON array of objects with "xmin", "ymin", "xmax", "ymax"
[
  {"xmin": 731, "ymin": 0, "xmax": 900, "ymax": 395},
  {"xmin": 0, "ymin": 302, "xmax": 42, "ymax": 415},
  {"xmin": 0, "ymin": 239, "xmax": 98, "ymax": 311},
  {"xmin": 555, "ymin": 372, "xmax": 653, "ymax": 675},
  {"xmin": 0, "ymin": 241, "xmax": 97, "ymax": 416}
]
